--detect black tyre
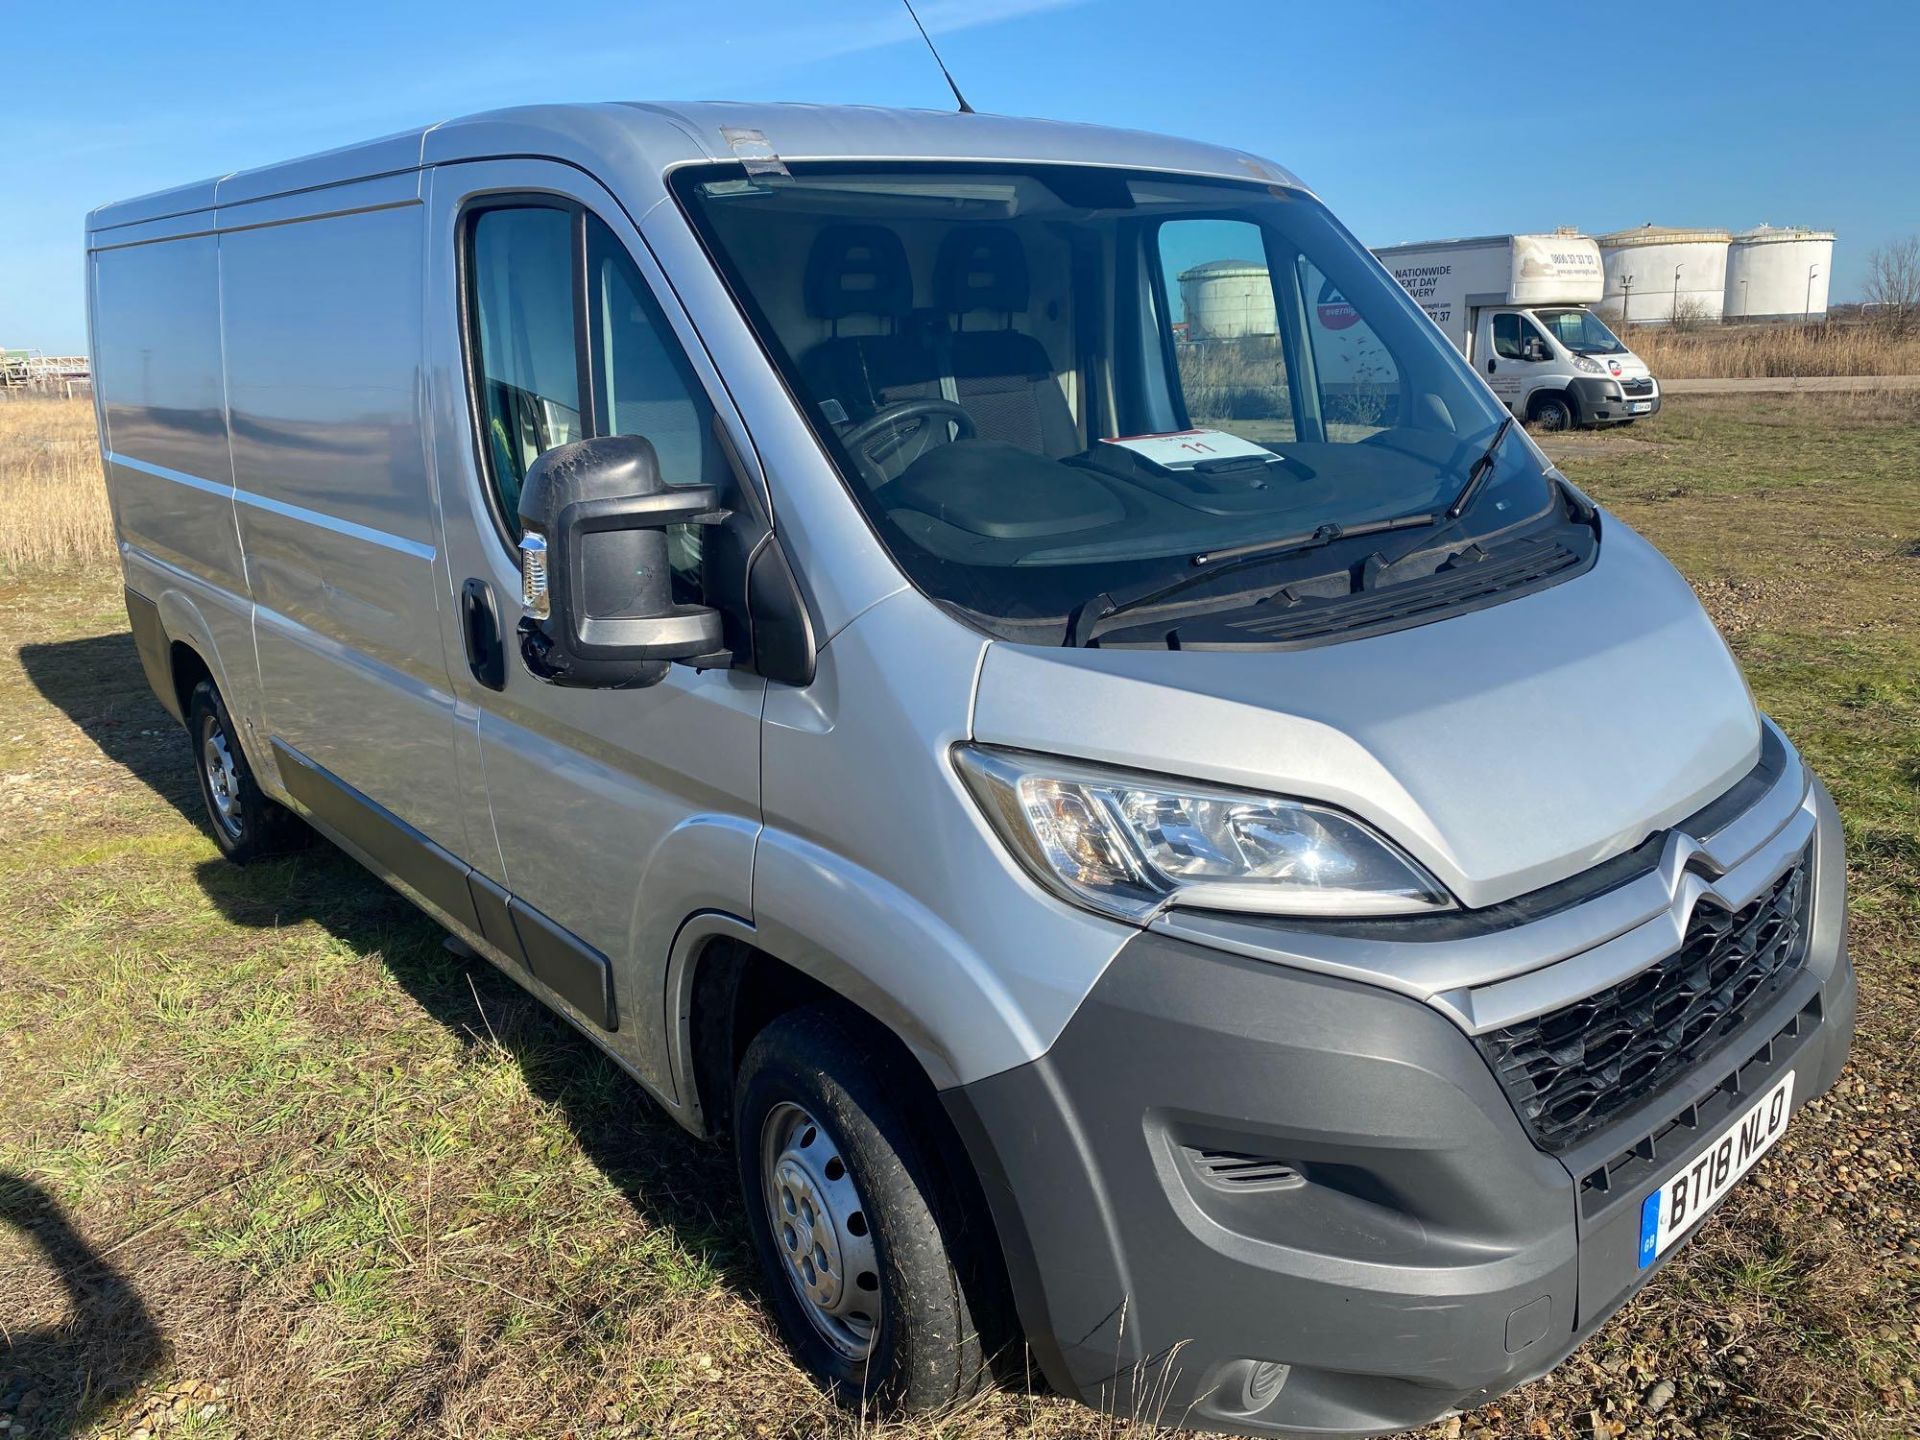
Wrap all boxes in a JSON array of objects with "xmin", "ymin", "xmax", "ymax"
[
  {"xmin": 734, "ymin": 1006, "xmax": 1003, "ymax": 1411},
  {"xmin": 188, "ymin": 679, "xmax": 307, "ymax": 863},
  {"xmin": 1530, "ymin": 392, "xmax": 1576, "ymax": 432}
]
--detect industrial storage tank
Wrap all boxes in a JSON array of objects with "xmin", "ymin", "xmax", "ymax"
[
  {"xmin": 1179, "ymin": 259, "xmax": 1277, "ymax": 339},
  {"xmin": 1597, "ymin": 225, "xmax": 1731, "ymax": 325},
  {"xmin": 1724, "ymin": 226, "xmax": 1835, "ymax": 321}
]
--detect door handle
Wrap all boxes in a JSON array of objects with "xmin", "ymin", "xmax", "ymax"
[
  {"xmin": 461, "ymin": 577, "xmax": 507, "ymax": 692},
  {"xmin": 1486, "ymin": 358, "xmax": 1498, "ymax": 374}
]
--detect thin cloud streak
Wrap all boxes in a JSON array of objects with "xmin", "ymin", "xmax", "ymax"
[{"xmin": 14, "ymin": 0, "xmax": 1087, "ymax": 168}]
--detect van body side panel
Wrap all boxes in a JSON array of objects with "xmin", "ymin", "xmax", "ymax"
[
  {"xmin": 91, "ymin": 226, "xmax": 261, "ymax": 735},
  {"xmin": 219, "ymin": 177, "xmax": 467, "ymax": 855},
  {"xmin": 757, "ymin": 591, "xmax": 1134, "ymax": 1089}
]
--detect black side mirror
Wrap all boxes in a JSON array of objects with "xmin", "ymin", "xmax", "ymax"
[{"xmin": 515, "ymin": 435, "xmax": 730, "ymax": 689}]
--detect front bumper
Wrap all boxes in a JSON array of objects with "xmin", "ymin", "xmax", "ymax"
[
  {"xmin": 1571, "ymin": 375, "xmax": 1661, "ymax": 425},
  {"xmin": 944, "ymin": 781, "xmax": 1853, "ymax": 1438}
]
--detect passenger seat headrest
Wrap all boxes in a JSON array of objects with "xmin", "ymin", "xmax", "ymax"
[
  {"xmin": 935, "ymin": 226, "xmax": 1030, "ymax": 315},
  {"xmin": 805, "ymin": 225, "xmax": 914, "ymax": 322}
]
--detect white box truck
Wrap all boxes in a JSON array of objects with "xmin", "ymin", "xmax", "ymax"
[{"xmin": 1375, "ymin": 232, "xmax": 1659, "ymax": 430}]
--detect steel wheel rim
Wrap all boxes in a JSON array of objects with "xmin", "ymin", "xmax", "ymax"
[
  {"xmin": 201, "ymin": 715, "xmax": 244, "ymax": 839},
  {"xmin": 1540, "ymin": 403, "xmax": 1570, "ymax": 431},
  {"xmin": 759, "ymin": 1100, "xmax": 880, "ymax": 1362}
]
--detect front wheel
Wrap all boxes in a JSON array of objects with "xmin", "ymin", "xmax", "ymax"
[
  {"xmin": 734, "ymin": 1007, "xmax": 1002, "ymax": 1411},
  {"xmin": 1529, "ymin": 392, "xmax": 1576, "ymax": 432}
]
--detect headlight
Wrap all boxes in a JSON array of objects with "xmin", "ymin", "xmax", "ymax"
[
  {"xmin": 1570, "ymin": 353, "xmax": 1605, "ymax": 374},
  {"xmin": 953, "ymin": 745, "xmax": 1453, "ymax": 922}
]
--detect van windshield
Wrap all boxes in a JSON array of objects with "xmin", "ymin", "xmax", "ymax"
[
  {"xmin": 674, "ymin": 163, "xmax": 1557, "ymax": 641},
  {"xmin": 1534, "ymin": 307, "xmax": 1629, "ymax": 356}
]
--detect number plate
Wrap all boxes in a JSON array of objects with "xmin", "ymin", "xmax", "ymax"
[
  {"xmin": 1638, "ymin": 1070, "xmax": 1794, "ymax": 1267},
  {"xmin": 1629, "ymin": 401, "xmax": 1652, "ymax": 414}
]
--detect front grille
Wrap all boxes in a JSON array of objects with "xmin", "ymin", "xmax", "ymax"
[
  {"xmin": 1476, "ymin": 855, "xmax": 1812, "ymax": 1152},
  {"xmin": 1622, "ymin": 378, "xmax": 1655, "ymax": 397}
]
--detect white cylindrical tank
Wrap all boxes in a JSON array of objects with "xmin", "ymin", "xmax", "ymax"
[
  {"xmin": 1179, "ymin": 259, "xmax": 1277, "ymax": 339},
  {"xmin": 1597, "ymin": 225, "xmax": 1731, "ymax": 325},
  {"xmin": 1724, "ymin": 226, "xmax": 1835, "ymax": 321}
]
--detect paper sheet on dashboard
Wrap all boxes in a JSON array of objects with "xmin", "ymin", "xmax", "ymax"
[{"xmin": 1099, "ymin": 429, "xmax": 1277, "ymax": 470}]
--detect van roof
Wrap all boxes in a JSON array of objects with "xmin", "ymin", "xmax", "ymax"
[{"xmin": 88, "ymin": 101, "xmax": 1304, "ymax": 233}]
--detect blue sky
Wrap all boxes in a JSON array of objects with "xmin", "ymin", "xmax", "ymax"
[{"xmin": 4, "ymin": 0, "xmax": 1913, "ymax": 354}]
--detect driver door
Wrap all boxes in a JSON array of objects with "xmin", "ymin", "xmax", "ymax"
[
  {"xmin": 423, "ymin": 158, "xmax": 768, "ymax": 1104},
  {"xmin": 1480, "ymin": 311, "xmax": 1528, "ymax": 410}
]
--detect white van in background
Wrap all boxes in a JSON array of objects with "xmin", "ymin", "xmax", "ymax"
[{"xmin": 1376, "ymin": 233, "xmax": 1660, "ymax": 430}]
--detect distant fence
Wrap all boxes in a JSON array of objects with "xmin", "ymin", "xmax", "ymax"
[{"xmin": 1, "ymin": 352, "xmax": 91, "ymax": 399}]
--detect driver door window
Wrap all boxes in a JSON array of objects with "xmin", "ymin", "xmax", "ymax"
[
  {"xmin": 468, "ymin": 206, "xmax": 582, "ymax": 523},
  {"xmin": 1496, "ymin": 314, "xmax": 1552, "ymax": 364},
  {"xmin": 465, "ymin": 203, "xmax": 722, "ymax": 604},
  {"xmin": 1493, "ymin": 312, "xmax": 1525, "ymax": 360}
]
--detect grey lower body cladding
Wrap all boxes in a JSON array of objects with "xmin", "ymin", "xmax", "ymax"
[
  {"xmin": 944, "ymin": 856, "xmax": 1854, "ymax": 1436},
  {"xmin": 270, "ymin": 740, "xmax": 618, "ymax": 1032}
]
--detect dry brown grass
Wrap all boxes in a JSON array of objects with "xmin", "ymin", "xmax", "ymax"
[
  {"xmin": 0, "ymin": 397, "xmax": 113, "ymax": 571},
  {"xmin": 1627, "ymin": 321, "xmax": 1920, "ymax": 379}
]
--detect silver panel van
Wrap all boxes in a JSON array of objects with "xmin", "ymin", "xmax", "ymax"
[{"xmin": 89, "ymin": 103, "xmax": 1853, "ymax": 1438}]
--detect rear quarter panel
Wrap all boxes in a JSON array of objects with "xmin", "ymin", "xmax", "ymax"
[{"xmin": 90, "ymin": 221, "xmax": 264, "ymax": 743}]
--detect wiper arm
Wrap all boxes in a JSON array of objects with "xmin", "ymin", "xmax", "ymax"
[
  {"xmin": 1063, "ymin": 420, "xmax": 1517, "ymax": 647},
  {"xmin": 1443, "ymin": 415, "xmax": 1512, "ymax": 521},
  {"xmin": 1063, "ymin": 511, "xmax": 1437, "ymax": 647}
]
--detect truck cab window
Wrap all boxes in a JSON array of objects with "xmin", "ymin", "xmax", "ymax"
[
  {"xmin": 1492, "ymin": 312, "xmax": 1524, "ymax": 360},
  {"xmin": 468, "ymin": 206, "xmax": 582, "ymax": 523},
  {"xmin": 466, "ymin": 205, "xmax": 722, "ymax": 605},
  {"xmin": 585, "ymin": 215, "xmax": 726, "ymax": 604}
]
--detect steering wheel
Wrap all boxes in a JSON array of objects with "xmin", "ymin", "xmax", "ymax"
[{"xmin": 840, "ymin": 398, "xmax": 977, "ymax": 487}]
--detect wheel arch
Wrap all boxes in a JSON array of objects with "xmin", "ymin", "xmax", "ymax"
[
  {"xmin": 148, "ymin": 587, "xmax": 280, "ymax": 792},
  {"xmin": 665, "ymin": 909, "xmax": 1016, "ymax": 1142},
  {"xmin": 168, "ymin": 638, "xmax": 215, "ymax": 723},
  {"xmin": 150, "ymin": 589, "xmax": 235, "ymax": 720},
  {"xmin": 1527, "ymin": 387, "xmax": 1578, "ymax": 427}
]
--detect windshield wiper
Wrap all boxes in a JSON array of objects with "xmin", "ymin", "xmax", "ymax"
[
  {"xmin": 1064, "ymin": 511, "xmax": 1437, "ymax": 647},
  {"xmin": 1062, "ymin": 419, "xmax": 1519, "ymax": 647},
  {"xmin": 1441, "ymin": 415, "xmax": 1512, "ymax": 521},
  {"xmin": 1368, "ymin": 417, "xmax": 1543, "ymax": 580}
]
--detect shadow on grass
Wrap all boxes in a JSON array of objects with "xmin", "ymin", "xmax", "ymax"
[
  {"xmin": 17, "ymin": 633, "xmax": 758, "ymax": 1422},
  {"xmin": 1, "ymin": 1173, "xmax": 165, "ymax": 1438}
]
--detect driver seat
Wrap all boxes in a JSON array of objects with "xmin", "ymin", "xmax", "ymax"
[{"xmin": 797, "ymin": 225, "xmax": 943, "ymax": 436}]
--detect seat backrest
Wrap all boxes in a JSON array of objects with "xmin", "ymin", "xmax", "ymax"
[
  {"xmin": 932, "ymin": 226, "xmax": 1078, "ymax": 457},
  {"xmin": 798, "ymin": 225, "xmax": 941, "ymax": 429}
]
